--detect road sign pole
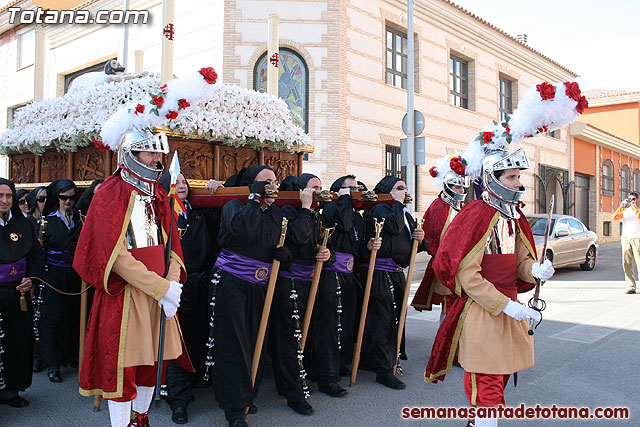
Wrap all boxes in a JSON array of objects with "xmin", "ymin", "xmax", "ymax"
[{"xmin": 406, "ymin": 0, "xmax": 415, "ymax": 213}]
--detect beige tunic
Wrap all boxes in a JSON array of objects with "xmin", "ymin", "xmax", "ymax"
[
  {"xmin": 111, "ymin": 238, "xmax": 183, "ymax": 367},
  {"xmin": 458, "ymin": 236, "xmax": 537, "ymax": 374}
]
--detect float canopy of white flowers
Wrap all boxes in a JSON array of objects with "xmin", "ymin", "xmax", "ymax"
[{"xmin": 0, "ymin": 74, "xmax": 312, "ymax": 155}]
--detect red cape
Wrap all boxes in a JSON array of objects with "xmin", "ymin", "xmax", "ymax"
[
  {"xmin": 74, "ymin": 174, "xmax": 188, "ymax": 399},
  {"xmin": 424, "ymin": 199, "xmax": 536, "ymax": 383},
  {"xmin": 411, "ymin": 196, "xmax": 453, "ymax": 311}
]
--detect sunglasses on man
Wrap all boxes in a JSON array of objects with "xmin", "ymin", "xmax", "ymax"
[{"xmin": 58, "ymin": 194, "xmax": 78, "ymax": 202}]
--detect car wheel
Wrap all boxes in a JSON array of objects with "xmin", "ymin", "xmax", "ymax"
[
  {"xmin": 545, "ymin": 250, "xmax": 553, "ymax": 265},
  {"xmin": 580, "ymin": 246, "xmax": 596, "ymax": 271}
]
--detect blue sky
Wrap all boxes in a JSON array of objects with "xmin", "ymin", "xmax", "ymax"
[{"xmin": 449, "ymin": 0, "xmax": 640, "ymax": 90}]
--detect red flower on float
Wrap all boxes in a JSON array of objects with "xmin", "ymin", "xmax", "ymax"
[
  {"xmin": 199, "ymin": 67, "xmax": 218, "ymax": 84},
  {"xmin": 166, "ymin": 110, "xmax": 178, "ymax": 120},
  {"xmin": 160, "ymin": 84, "xmax": 168, "ymax": 94},
  {"xmin": 576, "ymin": 96, "xmax": 589, "ymax": 114},
  {"xmin": 536, "ymin": 82, "xmax": 556, "ymax": 100},
  {"xmin": 482, "ymin": 131, "xmax": 494, "ymax": 144},
  {"xmin": 178, "ymin": 98, "xmax": 190, "ymax": 109},
  {"xmin": 450, "ymin": 156, "xmax": 466, "ymax": 176},
  {"xmin": 93, "ymin": 136, "xmax": 108, "ymax": 151},
  {"xmin": 429, "ymin": 166, "xmax": 438, "ymax": 178},
  {"xmin": 505, "ymin": 124, "xmax": 511, "ymax": 135},
  {"xmin": 134, "ymin": 103, "xmax": 145, "ymax": 115},
  {"xmin": 151, "ymin": 95, "xmax": 164, "ymax": 107},
  {"xmin": 564, "ymin": 81, "xmax": 582, "ymax": 102},
  {"xmin": 537, "ymin": 125, "xmax": 549, "ymax": 133}
]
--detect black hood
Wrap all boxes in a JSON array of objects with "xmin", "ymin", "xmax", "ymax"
[
  {"xmin": 279, "ymin": 173, "xmax": 318, "ymax": 191},
  {"xmin": 43, "ymin": 179, "xmax": 77, "ymax": 216},
  {"xmin": 238, "ymin": 165, "xmax": 272, "ymax": 186},
  {"xmin": 373, "ymin": 176, "xmax": 401, "ymax": 194},
  {"xmin": 330, "ymin": 175, "xmax": 356, "ymax": 192},
  {"xmin": 0, "ymin": 177, "xmax": 21, "ymax": 217}
]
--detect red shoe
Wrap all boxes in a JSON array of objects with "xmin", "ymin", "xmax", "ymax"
[{"xmin": 128, "ymin": 412, "xmax": 150, "ymax": 427}]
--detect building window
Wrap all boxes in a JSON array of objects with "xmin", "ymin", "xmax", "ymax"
[
  {"xmin": 17, "ymin": 28, "xmax": 35, "ymax": 69},
  {"xmin": 385, "ymin": 145, "xmax": 406, "ymax": 181},
  {"xmin": 450, "ymin": 55, "xmax": 468, "ymax": 109},
  {"xmin": 547, "ymin": 129, "xmax": 560, "ymax": 139},
  {"xmin": 602, "ymin": 159, "xmax": 614, "ymax": 196},
  {"xmin": 621, "ymin": 164, "xmax": 631, "ymax": 201},
  {"xmin": 499, "ymin": 77, "xmax": 512, "ymax": 121},
  {"xmin": 385, "ymin": 27, "xmax": 408, "ymax": 89},
  {"xmin": 633, "ymin": 169, "xmax": 640, "ymax": 192},
  {"xmin": 603, "ymin": 221, "xmax": 611, "ymax": 236},
  {"xmin": 7, "ymin": 103, "xmax": 30, "ymax": 128},
  {"xmin": 254, "ymin": 48, "xmax": 308, "ymax": 132},
  {"xmin": 64, "ymin": 60, "xmax": 113, "ymax": 94}
]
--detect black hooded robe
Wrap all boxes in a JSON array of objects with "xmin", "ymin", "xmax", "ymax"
[{"xmin": 0, "ymin": 178, "xmax": 44, "ymax": 395}]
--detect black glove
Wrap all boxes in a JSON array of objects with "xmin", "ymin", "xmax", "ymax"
[
  {"xmin": 250, "ymin": 181, "xmax": 269, "ymax": 197},
  {"xmin": 273, "ymin": 245, "xmax": 293, "ymax": 271}
]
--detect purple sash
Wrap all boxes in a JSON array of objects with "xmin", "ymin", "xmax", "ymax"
[
  {"xmin": 0, "ymin": 257, "xmax": 27, "ymax": 283},
  {"xmin": 325, "ymin": 252, "xmax": 355, "ymax": 274},
  {"xmin": 47, "ymin": 249, "xmax": 73, "ymax": 268},
  {"xmin": 214, "ymin": 249, "xmax": 272, "ymax": 285},
  {"xmin": 280, "ymin": 263, "xmax": 315, "ymax": 281},
  {"xmin": 372, "ymin": 257, "xmax": 404, "ymax": 273}
]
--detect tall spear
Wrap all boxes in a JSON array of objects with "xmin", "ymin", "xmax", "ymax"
[
  {"xmin": 350, "ymin": 217, "xmax": 385, "ymax": 386},
  {"xmin": 393, "ymin": 217, "xmax": 424, "ymax": 374},
  {"xmin": 155, "ymin": 152, "xmax": 180, "ymax": 400},
  {"xmin": 528, "ymin": 195, "xmax": 554, "ymax": 335}
]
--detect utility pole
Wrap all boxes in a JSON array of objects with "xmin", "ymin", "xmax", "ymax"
[{"xmin": 406, "ymin": 0, "xmax": 415, "ymax": 211}]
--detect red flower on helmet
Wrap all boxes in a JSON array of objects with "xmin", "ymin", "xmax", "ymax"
[
  {"xmin": 537, "ymin": 125, "xmax": 549, "ymax": 133},
  {"xmin": 536, "ymin": 82, "xmax": 556, "ymax": 100},
  {"xmin": 178, "ymin": 98, "xmax": 190, "ymax": 109},
  {"xmin": 199, "ymin": 67, "xmax": 218, "ymax": 84},
  {"xmin": 564, "ymin": 81, "xmax": 582, "ymax": 102},
  {"xmin": 166, "ymin": 110, "xmax": 178, "ymax": 120},
  {"xmin": 429, "ymin": 166, "xmax": 438, "ymax": 178},
  {"xmin": 576, "ymin": 96, "xmax": 589, "ymax": 114},
  {"xmin": 482, "ymin": 132, "xmax": 494, "ymax": 144},
  {"xmin": 160, "ymin": 84, "xmax": 168, "ymax": 94},
  {"xmin": 450, "ymin": 156, "xmax": 466, "ymax": 176},
  {"xmin": 134, "ymin": 103, "xmax": 145, "ymax": 115}
]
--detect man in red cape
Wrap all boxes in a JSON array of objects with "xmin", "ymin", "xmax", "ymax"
[
  {"xmin": 74, "ymin": 130, "xmax": 191, "ymax": 427},
  {"xmin": 412, "ymin": 168, "xmax": 468, "ymax": 314},
  {"xmin": 424, "ymin": 148, "xmax": 554, "ymax": 427}
]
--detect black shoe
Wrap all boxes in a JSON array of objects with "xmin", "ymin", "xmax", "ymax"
[
  {"xmin": 247, "ymin": 404, "xmax": 257, "ymax": 414},
  {"xmin": 287, "ymin": 399, "xmax": 314, "ymax": 415},
  {"xmin": 228, "ymin": 419, "xmax": 249, "ymax": 427},
  {"xmin": 33, "ymin": 359, "xmax": 43, "ymax": 373},
  {"xmin": 48, "ymin": 371, "xmax": 62, "ymax": 383},
  {"xmin": 0, "ymin": 396, "xmax": 29, "ymax": 408},
  {"xmin": 626, "ymin": 289, "xmax": 636, "ymax": 294},
  {"xmin": 399, "ymin": 352, "xmax": 408, "ymax": 361},
  {"xmin": 376, "ymin": 373, "xmax": 406, "ymax": 390},
  {"xmin": 318, "ymin": 382, "xmax": 348, "ymax": 397},
  {"xmin": 172, "ymin": 406, "xmax": 188, "ymax": 424}
]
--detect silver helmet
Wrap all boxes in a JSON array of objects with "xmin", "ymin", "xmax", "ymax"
[
  {"xmin": 441, "ymin": 171, "xmax": 470, "ymax": 211},
  {"xmin": 117, "ymin": 130, "xmax": 169, "ymax": 196},
  {"xmin": 481, "ymin": 147, "xmax": 529, "ymax": 218}
]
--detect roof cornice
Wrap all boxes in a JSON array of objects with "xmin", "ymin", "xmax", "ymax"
[{"xmin": 571, "ymin": 122, "xmax": 640, "ymax": 158}]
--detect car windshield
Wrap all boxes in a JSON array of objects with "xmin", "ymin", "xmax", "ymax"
[{"xmin": 528, "ymin": 217, "xmax": 556, "ymax": 236}]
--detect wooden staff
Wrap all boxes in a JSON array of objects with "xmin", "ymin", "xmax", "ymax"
[
  {"xmin": 350, "ymin": 217, "xmax": 385, "ymax": 386},
  {"xmin": 250, "ymin": 218, "xmax": 289, "ymax": 387},
  {"xmin": 393, "ymin": 217, "xmax": 424, "ymax": 374},
  {"xmin": 300, "ymin": 223, "xmax": 336, "ymax": 352},
  {"xmin": 79, "ymin": 281, "xmax": 88, "ymax": 365}
]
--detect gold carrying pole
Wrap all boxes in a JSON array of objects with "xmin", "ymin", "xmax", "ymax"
[
  {"xmin": 300, "ymin": 223, "xmax": 336, "ymax": 351},
  {"xmin": 393, "ymin": 217, "xmax": 424, "ymax": 374},
  {"xmin": 350, "ymin": 218, "xmax": 385, "ymax": 386}
]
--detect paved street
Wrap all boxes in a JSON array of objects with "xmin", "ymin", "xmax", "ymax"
[{"xmin": 2, "ymin": 242, "xmax": 637, "ymax": 426}]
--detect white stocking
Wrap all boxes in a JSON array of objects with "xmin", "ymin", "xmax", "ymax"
[
  {"xmin": 107, "ymin": 400, "xmax": 132, "ymax": 427},
  {"xmin": 132, "ymin": 386, "xmax": 155, "ymax": 414},
  {"xmin": 474, "ymin": 417, "xmax": 498, "ymax": 427}
]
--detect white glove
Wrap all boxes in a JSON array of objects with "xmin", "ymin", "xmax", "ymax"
[
  {"xmin": 338, "ymin": 187, "xmax": 351, "ymax": 196},
  {"xmin": 502, "ymin": 300, "xmax": 541, "ymax": 322},
  {"xmin": 158, "ymin": 281, "xmax": 182, "ymax": 319},
  {"xmin": 531, "ymin": 259, "xmax": 555, "ymax": 282}
]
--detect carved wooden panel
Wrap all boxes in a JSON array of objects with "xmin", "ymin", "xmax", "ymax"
[
  {"xmin": 165, "ymin": 139, "xmax": 214, "ymax": 180},
  {"xmin": 218, "ymin": 146, "xmax": 259, "ymax": 182},
  {"xmin": 10, "ymin": 154, "xmax": 35, "ymax": 183},
  {"xmin": 74, "ymin": 147, "xmax": 107, "ymax": 180},
  {"xmin": 40, "ymin": 151, "xmax": 68, "ymax": 182},
  {"xmin": 264, "ymin": 150, "xmax": 299, "ymax": 182}
]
